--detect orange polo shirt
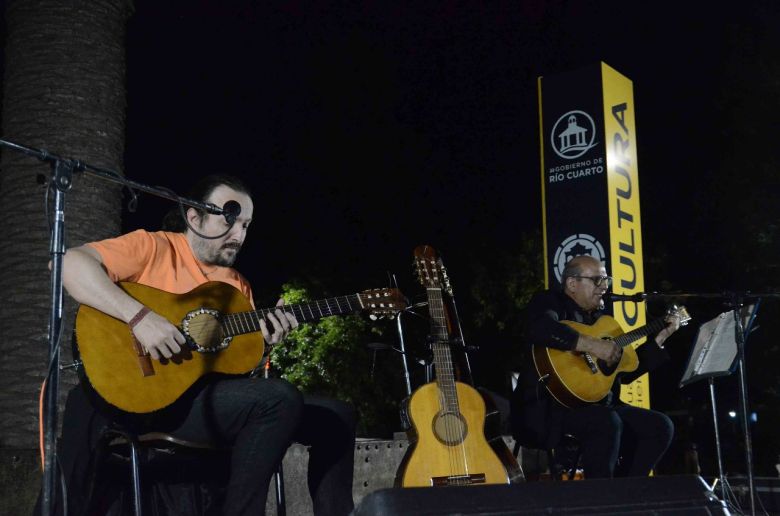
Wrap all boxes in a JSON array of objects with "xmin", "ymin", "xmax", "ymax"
[{"xmin": 87, "ymin": 229, "xmax": 254, "ymax": 304}]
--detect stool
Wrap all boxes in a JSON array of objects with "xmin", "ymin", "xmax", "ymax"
[
  {"xmin": 108, "ymin": 429, "xmax": 286, "ymax": 516},
  {"xmin": 512, "ymin": 433, "xmax": 583, "ymax": 481},
  {"xmin": 548, "ymin": 434, "xmax": 583, "ymax": 481}
]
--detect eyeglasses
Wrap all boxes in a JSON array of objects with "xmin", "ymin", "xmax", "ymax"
[{"xmin": 571, "ymin": 275, "xmax": 613, "ymax": 288}]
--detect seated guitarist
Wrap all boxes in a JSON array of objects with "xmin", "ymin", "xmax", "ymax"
[
  {"xmin": 510, "ymin": 255, "xmax": 681, "ymax": 479},
  {"xmin": 51, "ymin": 175, "xmax": 356, "ymax": 515}
]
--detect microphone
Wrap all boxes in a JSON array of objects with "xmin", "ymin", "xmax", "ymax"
[
  {"xmin": 221, "ymin": 200, "xmax": 241, "ymax": 225},
  {"xmin": 606, "ymin": 292, "xmax": 647, "ymax": 302}
]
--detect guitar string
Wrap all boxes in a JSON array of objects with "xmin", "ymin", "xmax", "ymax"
[
  {"xmin": 432, "ymin": 289, "xmax": 458, "ymax": 479},
  {"xmin": 582, "ymin": 317, "xmax": 671, "ymax": 380},
  {"xmin": 428, "ymin": 288, "xmax": 455, "ymax": 479},
  {"xmin": 181, "ymin": 294, "xmax": 367, "ymax": 338},
  {"xmin": 614, "ymin": 318, "xmax": 667, "ymax": 348},
  {"xmin": 429, "ymin": 287, "xmax": 468, "ymax": 481},
  {"xmin": 432, "ymin": 340, "xmax": 459, "ymax": 482}
]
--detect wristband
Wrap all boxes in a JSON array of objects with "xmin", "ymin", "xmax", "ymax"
[{"xmin": 128, "ymin": 306, "xmax": 151, "ymax": 330}]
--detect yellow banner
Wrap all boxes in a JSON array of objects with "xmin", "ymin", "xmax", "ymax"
[{"xmin": 601, "ymin": 62, "xmax": 649, "ymax": 408}]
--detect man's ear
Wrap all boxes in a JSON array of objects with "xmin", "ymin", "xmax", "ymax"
[{"xmin": 186, "ymin": 207, "xmax": 202, "ymax": 228}]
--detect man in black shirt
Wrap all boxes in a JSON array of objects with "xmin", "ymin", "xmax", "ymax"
[{"xmin": 511, "ymin": 255, "xmax": 680, "ymax": 478}]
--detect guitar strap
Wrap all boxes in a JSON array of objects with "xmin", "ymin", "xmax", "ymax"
[
  {"xmin": 127, "ymin": 306, "xmax": 155, "ymax": 377},
  {"xmin": 129, "ymin": 331, "xmax": 155, "ymax": 377}
]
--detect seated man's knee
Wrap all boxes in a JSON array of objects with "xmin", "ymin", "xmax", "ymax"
[
  {"xmin": 246, "ymin": 377, "xmax": 304, "ymax": 423},
  {"xmin": 298, "ymin": 396, "xmax": 357, "ymax": 447},
  {"xmin": 656, "ymin": 412, "xmax": 674, "ymax": 447},
  {"xmin": 597, "ymin": 411, "xmax": 624, "ymax": 443}
]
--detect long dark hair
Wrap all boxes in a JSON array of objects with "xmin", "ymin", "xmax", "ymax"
[{"xmin": 161, "ymin": 174, "xmax": 252, "ymax": 232}]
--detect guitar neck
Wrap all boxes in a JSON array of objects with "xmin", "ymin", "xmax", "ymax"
[
  {"xmin": 427, "ymin": 287, "xmax": 450, "ymax": 342},
  {"xmin": 427, "ymin": 287, "xmax": 461, "ymax": 410},
  {"xmin": 221, "ymin": 294, "xmax": 363, "ymax": 337},
  {"xmin": 613, "ymin": 317, "xmax": 667, "ymax": 348}
]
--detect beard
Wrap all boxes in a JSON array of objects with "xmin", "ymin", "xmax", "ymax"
[{"xmin": 193, "ymin": 239, "xmax": 241, "ymax": 267}]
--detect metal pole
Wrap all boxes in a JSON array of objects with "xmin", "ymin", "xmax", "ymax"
[
  {"xmin": 42, "ymin": 160, "xmax": 72, "ymax": 515},
  {"xmin": 730, "ymin": 300, "xmax": 756, "ymax": 516},
  {"xmin": 396, "ymin": 312, "xmax": 413, "ymax": 396},
  {"xmin": 708, "ymin": 378, "xmax": 727, "ymax": 502}
]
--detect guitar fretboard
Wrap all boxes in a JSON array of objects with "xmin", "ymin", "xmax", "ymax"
[
  {"xmin": 613, "ymin": 318, "xmax": 667, "ymax": 348},
  {"xmin": 428, "ymin": 287, "xmax": 459, "ymax": 413},
  {"xmin": 221, "ymin": 294, "xmax": 363, "ymax": 337}
]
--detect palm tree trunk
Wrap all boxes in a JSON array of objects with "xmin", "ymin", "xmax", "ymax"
[{"xmin": 0, "ymin": 0, "xmax": 131, "ymax": 449}]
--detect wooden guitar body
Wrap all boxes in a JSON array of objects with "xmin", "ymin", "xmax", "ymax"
[
  {"xmin": 533, "ymin": 306, "xmax": 690, "ymax": 409},
  {"xmin": 532, "ymin": 316, "xmax": 640, "ymax": 408},
  {"xmin": 75, "ymin": 282, "xmax": 262, "ymax": 414},
  {"xmin": 75, "ymin": 281, "xmax": 406, "ymax": 414},
  {"xmin": 398, "ymin": 381, "xmax": 509, "ymax": 487}
]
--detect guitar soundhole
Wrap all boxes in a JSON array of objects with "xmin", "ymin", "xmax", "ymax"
[
  {"xmin": 182, "ymin": 309, "xmax": 231, "ymax": 353},
  {"xmin": 432, "ymin": 411, "xmax": 468, "ymax": 446}
]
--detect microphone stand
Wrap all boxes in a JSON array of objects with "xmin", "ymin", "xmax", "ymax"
[
  {"xmin": 613, "ymin": 288, "xmax": 780, "ymax": 516},
  {"xmin": 0, "ymin": 137, "xmax": 234, "ymax": 516},
  {"xmin": 396, "ymin": 302, "xmax": 428, "ymax": 395}
]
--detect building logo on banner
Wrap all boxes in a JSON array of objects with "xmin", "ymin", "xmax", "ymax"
[
  {"xmin": 552, "ymin": 233, "xmax": 606, "ymax": 283},
  {"xmin": 551, "ymin": 110, "xmax": 598, "ymax": 159},
  {"xmin": 547, "ymin": 109, "xmax": 604, "ymax": 185}
]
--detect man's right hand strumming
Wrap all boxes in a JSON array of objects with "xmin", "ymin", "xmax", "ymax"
[
  {"xmin": 131, "ymin": 310, "xmax": 186, "ymax": 360},
  {"xmin": 576, "ymin": 335, "xmax": 621, "ymax": 366}
]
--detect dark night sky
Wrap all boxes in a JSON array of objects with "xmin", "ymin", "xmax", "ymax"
[{"xmin": 119, "ymin": 2, "xmax": 780, "ymax": 293}]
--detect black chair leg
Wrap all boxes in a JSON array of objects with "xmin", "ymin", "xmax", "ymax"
[
  {"xmin": 274, "ymin": 464, "xmax": 286, "ymax": 516},
  {"xmin": 129, "ymin": 439, "xmax": 143, "ymax": 516}
]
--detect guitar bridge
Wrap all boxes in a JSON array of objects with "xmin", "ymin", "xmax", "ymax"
[{"xmin": 430, "ymin": 473, "xmax": 486, "ymax": 486}]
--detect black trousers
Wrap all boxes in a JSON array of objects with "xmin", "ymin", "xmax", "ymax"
[
  {"xmin": 39, "ymin": 377, "xmax": 356, "ymax": 516},
  {"xmin": 170, "ymin": 377, "xmax": 356, "ymax": 515},
  {"xmin": 561, "ymin": 403, "xmax": 674, "ymax": 479}
]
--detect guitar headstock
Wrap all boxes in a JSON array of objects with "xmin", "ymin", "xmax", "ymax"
[
  {"xmin": 413, "ymin": 245, "xmax": 453, "ymax": 295},
  {"xmin": 359, "ymin": 288, "xmax": 407, "ymax": 320},
  {"xmin": 668, "ymin": 305, "xmax": 692, "ymax": 326}
]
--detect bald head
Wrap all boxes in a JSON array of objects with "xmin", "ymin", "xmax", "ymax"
[{"xmin": 563, "ymin": 255, "xmax": 602, "ymax": 279}]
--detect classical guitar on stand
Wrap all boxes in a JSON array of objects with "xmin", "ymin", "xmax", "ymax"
[
  {"xmin": 75, "ymin": 281, "xmax": 406, "ymax": 414},
  {"xmin": 532, "ymin": 305, "xmax": 691, "ymax": 408},
  {"xmin": 396, "ymin": 245, "xmax": 518, "ymax": 487}
]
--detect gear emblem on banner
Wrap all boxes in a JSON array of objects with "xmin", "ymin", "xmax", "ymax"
[{"xmin": 553, "ymin": 233, "xmax": 606, "ymax": 283}]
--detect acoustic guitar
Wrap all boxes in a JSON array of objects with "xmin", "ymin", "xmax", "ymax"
[
  {"xmin": 74, "ymin": 281, "xmax": 406, "ymax": 413},
  {"xmin": 532, "ymin": 306, "xmax": 691, "ymax": 408},
  {"xmin": 397, "ymin": 245, "xmax": 513, "ymax": 487}
]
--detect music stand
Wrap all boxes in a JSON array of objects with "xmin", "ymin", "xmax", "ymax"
[{"xmin": 680, "ymin": 304, "xmax": 757, "ymax": 505}]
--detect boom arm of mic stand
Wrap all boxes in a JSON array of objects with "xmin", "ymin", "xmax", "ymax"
[{"xmin": 0, "ymin": 137, "xmax": 229, "ymax": 217}]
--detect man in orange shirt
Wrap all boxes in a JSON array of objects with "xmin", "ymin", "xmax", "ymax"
[{"xmin": 59, "ymin": 175, "xmax": 356, "ymax": 515}]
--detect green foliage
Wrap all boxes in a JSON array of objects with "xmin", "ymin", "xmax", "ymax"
[
  {"xmin": 461, "ymin": 231, "xmax": 545, "ymax": 393},
  {"xmin": 270, "ymin": 282, "xmax": 406, "ymax": 437},
  {"xmin": 467, "ymin": 231, "xmax": 545, "ymax": 339}
]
